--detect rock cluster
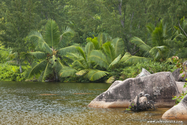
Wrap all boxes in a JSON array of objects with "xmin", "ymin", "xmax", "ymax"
[
  {"xmin": 88, "ymin": 71, "xmax": 180, "ymax": 108},
  {"xmin": 88, "ymin": 67, "xmax": 187, "ymax": 120}
]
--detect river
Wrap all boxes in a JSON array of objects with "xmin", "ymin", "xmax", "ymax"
[{"xmin": 0, "ymin": 81, "xmax": 185, "ymax": 125}]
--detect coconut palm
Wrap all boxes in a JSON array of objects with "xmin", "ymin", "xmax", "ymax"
[{"xmin": 26, "ymin": 19, "xmax": 76, "ymax": 82}]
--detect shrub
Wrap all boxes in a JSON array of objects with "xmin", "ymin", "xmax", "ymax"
[
  {"xmin": 0, "ymin": 63, "xmax": 29, "ymax": 81},
  {"xmin": 121, "ymin": 61, "xmax": 176, "ymax": 80}
]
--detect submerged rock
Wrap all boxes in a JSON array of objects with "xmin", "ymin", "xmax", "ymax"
[
  {"xmin": 129, "ymin": 92, "xmax": 155, "ymax": 111},
  {"xmin": 162, "ymin": 94, "xmax": 187, "ymax": 120},
  {"xmin": 88, "ymin": 72, "xmax": 180, "ymax": 108}
]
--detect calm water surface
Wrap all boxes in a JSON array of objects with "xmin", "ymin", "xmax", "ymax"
[{"xmin": 0, "ymin": 81, "xmax": 185, "ymax": 125}]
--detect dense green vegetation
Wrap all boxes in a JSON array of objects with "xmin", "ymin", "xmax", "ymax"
[{"xmin": 0, "ymin": 0, "xmax": 187, "ymax": 84}]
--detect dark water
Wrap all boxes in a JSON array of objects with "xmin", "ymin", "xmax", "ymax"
[{"xmin": 0, "ymin": 81, "xmax": 185, "ymax": 125}]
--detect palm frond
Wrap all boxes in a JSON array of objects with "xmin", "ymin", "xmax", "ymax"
[
  {"xmin": 146, "ymin": 23, "xmax": 155, "ymax": 34},
  {"xmin": 89, "ymin": 50, "xmax": 109, "ymax": 69},
  {"xmin": 120, "ymin": 52, "xmax": 132, "ymax": 62},
  {"xmin": 151, "ymin": 26, "xmax": 164, "ymax": 46},
  {"xmin": 130, "ymin": 37, "xmax": 151, "ymax": 52},
  {"xmin": 121, "ymin": 52, "xmax": 150, "ymax": 64},
  {"xmin": 76, "ymin": 70, "xmax": 88, "ymax": 76},
  {"xmin": 111, "ymin": 38, "xmax": 125, "ymax": 56},
  {"xmin": 72, "ymin": 60, "xmax": 86, "ymax": 69},
  {"xmin": 58, "ymin": 45, "xmax": 78, "ymax": 56},
  {"xmin": 87, "ymin": 37, "xmax": 99, "ymax": 49},
  {"xmin": 87, "ymin": 70, "xmax": 108, "ymax": 81},
  {"xmin": 60, "ymin": 67, "xmax": 77, "ymax": 77},
  {"xmin": 149, "ymin": 46, "xmax": 167, "ymax": 60},
  {"xmin": 106, "ymin": 76, "xmax": 115, "ymax": 83},
  {"xmin": 39, "ymin": 62, "xmax": 53, "ymax": 82},
  {"xmin": 85, "ymin": 42, "xmax": 94, "ymax": 55},
  {"xmin": 102, "ymin": 42, "xmax": 115, "ymax": 62},
  {"xmin": 44, "ymin": 19, "xmax": 60, "ymax": 48},
  {"xmin": 59, "ymin": 27, "xmax": 75, "ymax": 47},
  {"xmin": 109, "ymin": 54, "xmax": 121, "ymax": 68},
  {"xmin": 26, "ymin": 60, "xmax": 47, "ymax": 78},
  {"xmin": 66, "ymin": 53, "xmax": 83, "ymax": 61},
  {"xmin": 76, "ymin": 47, "xmax": 87, "ymax": 62},
  {"xmin": 98, "ymin": 33, "xmax": 112, "ymax": 48},
  {"xmin": 28, "ymin": 31, "xmax": 52, "ymax": 54},
  {"xmin": 29, "ymin": 51, "xmax": 46, "ymax": 59}
]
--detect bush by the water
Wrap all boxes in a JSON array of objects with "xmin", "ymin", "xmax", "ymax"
[
  {"xmin": 121, "ymin": 61, "xmax": 176, "ymax": 80},
  {"xmin": 0, "ymin": 63, "xmax": 29, "ymax": 81}
]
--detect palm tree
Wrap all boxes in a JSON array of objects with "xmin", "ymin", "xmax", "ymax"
[
  {"xmin": 60, "ymin": 33, "xmax": 126, "ymax": 83},
  {"xmin": 129, "ymin": 20, "xmax": 176, "ymax": 62},
  {"xmin": 26, "ymin": 19, "xmax": 76, "ymax": 82}
]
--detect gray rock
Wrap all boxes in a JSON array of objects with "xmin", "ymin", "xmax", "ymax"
[
  {"xmin": 88, "ymin": 72, "xmax": 180, "ymax": 108},
  {"xmin": 162, "ymin": 94, "xmax": 187, "ymax": 120},
  {"xmin": 176, "ymin": 82, "xmax": 187, "ymax": 94},
  {"xmin": 172, "ymin": 68, "xmax": 180, "ymax": 81},
  {"xmin": 178, "ymin": 71, "xmax": 187, "ymax": 82},
  {"xmin": 136, "ymin": 68, "xmax": 151, "ymax": 78}
]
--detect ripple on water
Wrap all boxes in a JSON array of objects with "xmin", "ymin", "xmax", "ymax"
[{"xmin": 0, "ymin": 82, "xmax": 185, "ymax": 125}]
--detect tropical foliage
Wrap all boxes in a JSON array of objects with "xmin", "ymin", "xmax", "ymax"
[
  {"xmin": 26, "ymin": 19, "xmax": 76, "ymax": 82},
  {"xmin": 0, "ymin": 0, "xmax": 187, "ymax": 85},
  {"xmin": 60, "ymin": 33, "xmax": 126, "ymax": 83}
]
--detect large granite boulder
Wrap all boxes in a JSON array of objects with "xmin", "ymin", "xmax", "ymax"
[
  {"xmin": 162, "ymin": 94, "xmax": 187, "ymax": 120},
  {"xmin": 88, "ymin": 72, "xmax": 180, "ymax": 108}
]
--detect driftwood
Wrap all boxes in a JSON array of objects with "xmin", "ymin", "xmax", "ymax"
[{"xmin": 129, "ymin": 92, "xmax": 155, "ymax": 111}]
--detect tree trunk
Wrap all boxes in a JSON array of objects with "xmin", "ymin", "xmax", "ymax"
[
  {"xmin": 17, "ymin": 56, "xmax": 22, "ymax": 73},
  {"xmin": 118, "ymin": 0, "xmax": 124, "ymax": 28}
]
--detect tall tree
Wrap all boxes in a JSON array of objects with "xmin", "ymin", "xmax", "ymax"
[
  {"xmin": 0, "ymin": 0, "xmax": 39, "ymax": 72},
  {"xmin": 27, "ymin": 19, "xmax": 76, "ymax": 82}
]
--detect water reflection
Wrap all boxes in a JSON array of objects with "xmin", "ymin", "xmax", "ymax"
[{"xmin": 0, "ymin": 81, "xmax": 185, "ymax": 125}]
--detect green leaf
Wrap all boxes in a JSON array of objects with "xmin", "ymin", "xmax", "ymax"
[
  {"xmin": 60, "ymin": 67, "xmax": 77, "ymax": 77},
  {"xmin": 44, "ymin": 19, "xmax": 60, "ymax": 48},
  {"xmin": 58, "ymin": 45, "xmax": 78, "ymax": 56},
  {"xmin": 102, "ymin": 42, "xmax": 115, "ymax": 62},
  {"xmin": 87, "ymin": 70, "xmax": 108, "ymax": 81},
  {"xmin": 29, "ymin": 51, "xmax": 46, "ymax": 59},
  {"xmin": 76, "ymin": 70, "xmax": 88, "ymax": 76},
  {"xmin": 89, "ymin": 50, "xmax": 109, "ymax": 69},
  {"xmin": 87, "ymin": 37, "xmax": 99, "ymax": 49},
  {"xmin": 106, "ymin": 76, "xmax": 115, "ymax": 83},
  {"xmin": 85, "ymin": 42, "xmax": 94, "ymax": 55},
  {"xmin": 76, "ymin": 46, "xmax": 86, "ymax": 61},
  {"xmin": 111, "ymin": 38, "xmax": 124, "ymax": 56},
  {"xmin": 67, "ymin": 53, "xmax": 84, "ymax": 61},
  {"xmin": 26, "ymin": 60, "xmax": 47, "ymax": 78},
  {"xmin": 39, "ymin": 62, "xmax": 53, "ymax": 82},
  {"xmin": 59, "ymin": 27, "xmax": 75, "ymax": 46},
  {"xmin": 28, "ymin": 31, "xmax": 52, "ymax": 54},
  {"xmin": 98, "ymin": 33, "xmax": 111, "ymax": 48},
  {"xmin": 109, "ymin": 54, "xmax": 121, "ymax": 68},
  {"xmin": 130, "ymin": 37, "xmax": 151, "ymax": 52}
]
